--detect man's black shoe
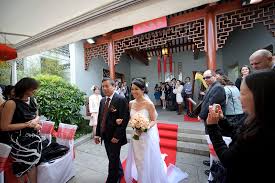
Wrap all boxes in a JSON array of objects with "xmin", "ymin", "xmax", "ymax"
[
  {"xmin": 205, "ymin": 169, "xmax": 210, "ymax": 176},
  {"xmin": 203, "ymin": 160, "xmax": 210, "ymax": 166}
]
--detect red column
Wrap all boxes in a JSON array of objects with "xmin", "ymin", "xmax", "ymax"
[
  {"xmin": 108, "ymin": 40, "xmax": 115, "ymax": 80},
  {"xmin": 163, "ymin": 55, "xmax": 167, "ymax": 74},
  {"xmin": 157, "ymin": 56, "xmax": 161, "ymax": 81},
  {"xmin": 169, "ymin": 54, "xmax": 173, "ymax": 73},
  {"xmin": 205, "ymin": 6, "xmax": 217, "ymax": 70}
]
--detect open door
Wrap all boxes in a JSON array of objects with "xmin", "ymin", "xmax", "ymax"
[{"xmin": 103, "ymin": 69, "xmax": 125, "ymax": 82}]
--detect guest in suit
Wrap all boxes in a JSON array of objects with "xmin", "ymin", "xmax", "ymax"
[
  {"xmin": 89, "ymin": 85, "xmax": 102, "ymax": 139},
  {"xmin": 199, "ymin": 70, "xmax": 226, "ymax": 176},
  {"xmin": 199, "ymin": 70, "xmax": 226, "ymax": 134},
  {"xmin": 122, "ymin": 81, "xmax": 130, "ymax": 101},
  {"xmin": 182, "ymin": 77, "xmax": 192, "ymax": 113},
  {"xmin": 95, "ymin": 77, "xmax": 129, "ymax": 183}
]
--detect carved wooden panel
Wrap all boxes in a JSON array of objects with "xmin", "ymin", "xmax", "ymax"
[
  {"xmin": 84, "ymin": 43, "xmax": 108, "ymax": 70},
  {"xmin": 216, "ymin": 1, "xmax": 275, "ymax": 49},
  {"xmin": 114, "ymin": 19, "xmax": 205, "ymax": 64}
]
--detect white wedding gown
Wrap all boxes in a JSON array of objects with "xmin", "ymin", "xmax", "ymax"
[{"xmin": 125, "ymin": 108, "xmax": 188, "ymax": 183}]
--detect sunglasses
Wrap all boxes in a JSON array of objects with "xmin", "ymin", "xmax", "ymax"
[{"xmin": 203, "ymin": 76, "xmax": 212, "ymax": 80}]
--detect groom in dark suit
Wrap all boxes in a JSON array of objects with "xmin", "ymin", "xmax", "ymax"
[{"xmin": 95, "ymin": 77, "xmax": 129, "ymax": 183}]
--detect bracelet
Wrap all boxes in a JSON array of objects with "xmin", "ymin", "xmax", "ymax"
[
  {"xmin": 25, "ymin": 121, "xmax": 31, "ymax": 128},
  {"xmin": 26, "ymin": 121, "xmax": 34, "ymax": 128}
]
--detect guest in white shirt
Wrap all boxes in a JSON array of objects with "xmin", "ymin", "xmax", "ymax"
[
  {"xmin": 89, "ymin": 85, "xmax": 102, "ymax": 138},
  {"xmin": 173, "ymin": 80, "xmax": 184, "ymax": 115}
]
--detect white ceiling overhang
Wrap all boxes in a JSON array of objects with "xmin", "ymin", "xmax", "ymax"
[{"xmin": 0, "ymin": 0, "xmax": 220, "ymax": 58}]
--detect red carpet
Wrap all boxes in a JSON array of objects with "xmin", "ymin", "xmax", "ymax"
[
  {"xmin": 121, "ymin": 122, "xmax": 178, "ymax": 183},
  {"xmin": 184, "ymin": 114, "xmax": 200, "ymax": 122}
]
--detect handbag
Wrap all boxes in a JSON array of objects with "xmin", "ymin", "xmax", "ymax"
[
  {"xmin": 39, "ymin": 142, "xmax": 69, "ymax": 164},
  {"xmin": 209, "ymin": 160, "xmax": 227, "ymax": 183},
  {"xmin": 188, "ymin": 100, "xmax": 203, "ymax": 117}
]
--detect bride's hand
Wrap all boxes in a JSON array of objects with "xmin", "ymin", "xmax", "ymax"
[
  {"xmin": 135, "ymin": 129, "xmax": 142, "ymax": 136},
  {"xmin": 116, "ymin": 119, "xmax": 123, "ymax": 125}
]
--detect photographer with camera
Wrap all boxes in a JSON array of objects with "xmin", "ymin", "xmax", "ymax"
[{"xmin": 206, "ymin": 70, "xmax": 275, "ymax": 183}]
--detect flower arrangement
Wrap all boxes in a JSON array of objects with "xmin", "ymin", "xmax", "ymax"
[{"xmin": 129, "ymin": 113, "xmax": 150, "ymax": 140}]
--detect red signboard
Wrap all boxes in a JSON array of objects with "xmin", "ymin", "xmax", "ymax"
[{"xmin": 133, "ymin": 16, "xmax": 167, "ymax": 35}]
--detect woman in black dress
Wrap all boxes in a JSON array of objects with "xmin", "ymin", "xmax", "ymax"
[{"xmin": 0, "ymin": 77, "xmax": 42, "ymax": 183}]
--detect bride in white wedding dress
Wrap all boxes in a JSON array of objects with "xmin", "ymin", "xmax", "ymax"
[{"xmin": 125, "ymin": 78, "xmax": 187, "ymax": 183}]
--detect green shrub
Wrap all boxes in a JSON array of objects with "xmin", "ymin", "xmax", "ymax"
[{"xmin": 35, "ymin": 74, "xmax": 86, "ymax": 127}]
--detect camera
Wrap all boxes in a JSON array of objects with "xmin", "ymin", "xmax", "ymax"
[{"xmin": 213, "ymin": 104, "xmax": 219, "ymax": 113}]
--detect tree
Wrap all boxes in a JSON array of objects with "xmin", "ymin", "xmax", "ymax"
[
  {"xmin": 0, "ymin": 62, "xmax": 11, "ymax": 85},
  {"xmin": 41, "ymin": 57, "xmax": 65, "ymax": 78}
]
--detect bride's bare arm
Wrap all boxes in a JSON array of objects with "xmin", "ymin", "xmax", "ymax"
[
  {"xmin": 148, "ymin": 102, "xmax": 157, "ymax": 128},
  {"xmin": 129, "ymin": 100, "xmax": 133, "ymax": 111}
]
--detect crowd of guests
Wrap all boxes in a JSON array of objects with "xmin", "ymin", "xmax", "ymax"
[
  {"xmin": 154, "ymin": 77, "xmax": 192, "ymax": 115},
  {"xmin": 198, "ymin": 49, "xmax": 275, "ymax": 182},
  {"xmin": 1, "ymin": 48, "xmax": 274, "ymax": 182},
  {"xmin": 114, "ymin": 80, "xmax": 130, "ymax": 101}
]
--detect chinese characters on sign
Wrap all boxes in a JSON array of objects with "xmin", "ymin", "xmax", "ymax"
[{"xmin": 133, "ymin": 16, "xmax": 167, "ymax": 35}]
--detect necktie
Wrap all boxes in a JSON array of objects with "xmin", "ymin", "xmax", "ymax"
[{"xmin": 101, "ymin": 97, "xmax": 111, "ymax": 133}]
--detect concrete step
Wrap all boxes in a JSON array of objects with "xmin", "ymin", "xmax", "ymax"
[
  {"xmin": 182, "ymin": 128, "xmax": 205, "ymax": 135},
  {"xmin": 126, "ymin": 127, "xmax": 205, "ymax": 135},
  {"xmin": 126, "ymin": 134, "xmax": 209, "ymax": 156},
  {"xmin": 177, "ymin": 141, "xmax": 209, "ymax": 156},
  {"xmin": 127, "ymin": 128, "xmax": 207, "ymax": 144},
  {"xmin": 180, "ymin": 133, "xmax": 207, "ymax": 144}
]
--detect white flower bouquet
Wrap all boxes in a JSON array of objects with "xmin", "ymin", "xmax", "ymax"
[{"xmin": 129, "ymin": 113, "xmax": 150, "ymax": 140}]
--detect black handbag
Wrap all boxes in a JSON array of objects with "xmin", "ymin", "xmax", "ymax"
[
  {"xmin": 209, "ymin": 160, "xmax": 227, "ymax": 183},
  {"xmin": 188, "ymin": 100, "xmax": 203, "ymax": 117},
  {"xmin": 39, "ymin": 142, "xmax": 69, "ymax": 164}
]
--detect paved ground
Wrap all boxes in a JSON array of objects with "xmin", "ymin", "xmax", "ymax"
[{"xmin": 69, "ymin": 107, "xmax": 209, "ymax": 183}]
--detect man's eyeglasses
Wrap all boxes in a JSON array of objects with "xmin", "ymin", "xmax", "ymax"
[{"xmin": 203, "ymin": 76, "xmax": 212, "ymax": 80}]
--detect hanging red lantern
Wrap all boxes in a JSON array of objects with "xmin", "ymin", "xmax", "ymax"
[{"xmin": 0, "ymin": 44, "xmax": 17, "ymax": 61}]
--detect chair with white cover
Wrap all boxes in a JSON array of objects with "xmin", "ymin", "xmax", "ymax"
[
  {"xmin": 205, "ymin": 135, "xmax": 232, "ymax": 182},
  {"xmin": 0, "ymin": 143, "xmax": 12, "ymax": 183},
  {"xmin": 40, "ymin": 120, "xmax": 55, "ymax": 144},
  {"xmin": 37, "ymin": 123, "xmax": 77, "ymax": 183}
]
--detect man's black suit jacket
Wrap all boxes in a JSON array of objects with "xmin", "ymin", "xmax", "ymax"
[
  {"xmin": 96, "ymin": 92, "xmax": 129, "ymax": 145},
  {"xmin": 199, "ymin": 81, "xmax": 226, "ymax": 121}
]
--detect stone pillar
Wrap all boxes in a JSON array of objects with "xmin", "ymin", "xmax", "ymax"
[
  {"xmin": 11, "ymin": 60, "xmax": 17, "ymax": 85},
  {"xmin": 69, "ymin": 43, "xmax": 77, "ymax": 84}
]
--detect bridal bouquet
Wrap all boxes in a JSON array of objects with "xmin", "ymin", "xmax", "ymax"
[{"xmin": 129, "ymin": 113, "xmax": 150, "ymax": 140}]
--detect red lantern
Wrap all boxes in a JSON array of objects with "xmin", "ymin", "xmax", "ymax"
[{"xmin": 0, "ymin": 44, "xmax": 17, "ymax": 61}]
